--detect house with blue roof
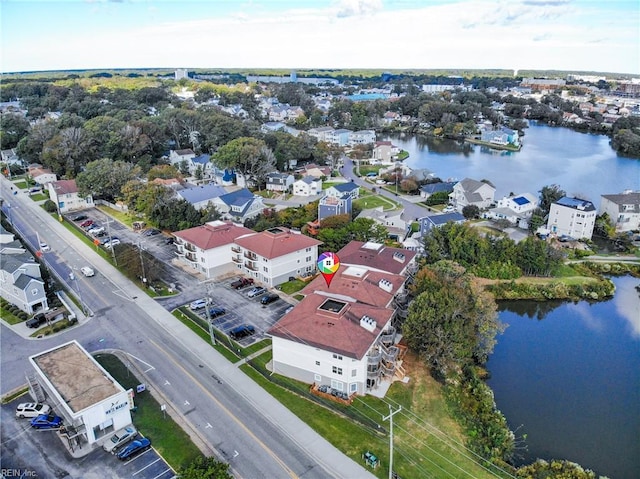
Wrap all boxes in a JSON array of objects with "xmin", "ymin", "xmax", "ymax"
[
  {"xmin": 480, "ymin": 126, "xmax": 520, "ymax": 147},
  {"xmin": 484, "ymin": 192, "xmax": 538, "ymax": 228},
  {"xmin": 318, "ymin": 194, "xmax": 352, "ymax": 221},
  {"xmin": 325, "ymin": 182, "xmax": 360, "ymax": 200},
  {"xmin": 191, "ymin": 153, "xmax": 213, "ymax": 177},
  {"xmin": 419, "ymin": 212, "xmax": 466, "ymax": 235},
  {"xmin": 419, "ymin": 181, "xmax": 457, "ymax": 199},
  {"xmin": 177, "ymin": 183, "xmax": 227, "ymax": 210},
  {"xmin": 547, "ymin": 196, "xmax": 596, "ymax": 239},
  {"xmin": 212, "ymin": 188, "xmax": 265, "ymax": 222}
]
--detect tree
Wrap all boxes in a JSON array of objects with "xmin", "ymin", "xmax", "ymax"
[
  {"xmin": 213, "ymin": 137, "xmax": 275, "ymax": 188},
  {"xmin": 538, "ymin": 184, "xmax": 566, "ymax": 214},
  {"xmin": 76, "ymin": 158, "xmax": 138, "ymax": 201},
  {"xmin": 0, "ymin": 113, "xmax": 30, "ymax": 148},
  {"xmin": 42, "ymin": 126, "xmax": 94, "ymax": 177},
  {"xmin": 178, "ymin": 455, "xmax": 232, "ymax": 479},
  {"xmin": 527, "ymin": 208, "xmax": 546, "ymax": 234},
  {"xmin": 147, "ymin": 164, "xmax": 181, "ymax": 181},
  {"xmin": 150, "ymin": 197, "xmax": 202, "ymax": 231},
  {"xmin": 403, "ymin": 261, "xmax": 504, "ymax": 379},
  {"xmin": 461, "ymin": 204, "xmax": 480, "ymax": 219}
]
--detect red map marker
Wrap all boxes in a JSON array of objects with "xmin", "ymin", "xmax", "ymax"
[{"xmin": 317, "ymin": 252, "xmax": 340, "ymax": 287}]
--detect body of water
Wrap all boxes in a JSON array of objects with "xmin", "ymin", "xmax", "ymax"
[
  {"xmin": 487, "ymin": 276, "xmax": 640, "ymax": 479},
  {"xmin": 383, "ymin": 123, "xmax": 640, "ymax": 206}
]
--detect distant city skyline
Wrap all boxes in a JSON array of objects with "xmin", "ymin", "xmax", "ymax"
[{"xmin": 2, "ymin": 0, "xmax": 639, "ymax": 75}]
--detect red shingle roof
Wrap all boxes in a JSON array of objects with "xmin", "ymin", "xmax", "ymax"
[
  {"xmin": 337, "ymin": 241, "xmax": 416, "ymax": 275},
  {"xmin": 174, "ymin": 222, "xmax": 254, "ymax": 250},
  {"xmin": 234, "ymin": 227, "xmax": 322, "ymax": 259},
  {"xmin": 51, "ymin": 179, "xmax": 78, "ymax": 195}
]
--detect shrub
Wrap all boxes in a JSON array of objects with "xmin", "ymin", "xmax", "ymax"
[{"xmin": 43, "ymin": 200, "xmax": 58, "ymax": 213}]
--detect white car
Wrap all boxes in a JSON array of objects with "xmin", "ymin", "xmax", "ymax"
[
  {"xmin": 16, "ymin": 402, "xmax": 51, "ymax": 419},
  {"xmin": 103, "ymin": 425, "xmax": 137, "ymax": 453},
  {"xmin": 81, "ymin": 266, "xmax": 95, "ymax": 277},
  {"xmin": 443, "ymin": 206, "xmax": 455, "ymax": 212},
  {"xmin": 39, "ymin": 242, "xmax": 50, "ymax": 252},
  {"xmin": 105, "ymin": 238, "xmax": 121, "ymax": 248},
  {"xmin": 189, "ymin": 299, "xmax": 207, "ymax": 310}
]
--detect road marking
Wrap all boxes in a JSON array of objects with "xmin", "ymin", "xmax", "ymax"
[
  {"xmin": 233, "ymin": 450, "xmax": 239, "ymax": 458},
  {"xmin": 125, "ymin": 352, "xmax": 155, "ymax": 372},
  {"xmin": 133, "ymin": 457, "xmax": 161, "ymax": 476},
  {"xmin": 151, "ymin": 469, "xmax": 173, "ymax": 479},
  {"xmin": 206, "ymin": 423, "xmax": 212, "ymax": 429},
  {"xmin": 149, "ymin": 339, "xmax": 298, "ymax": 479},
  {"xmin": 127, "ymin": 447, "xmax": 153, "ymax": 465},
  {"xmin": 164, "ymin": 380, "xmax": 171, "ymax": 386},
  {"xmin": 184, "ymin": 400, "xmax": 190, "ymax": 406}
]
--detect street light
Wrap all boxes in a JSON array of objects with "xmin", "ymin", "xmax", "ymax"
[{"xmin": 69, "ymin": 272, "xmax": 88, "ymax": 318}]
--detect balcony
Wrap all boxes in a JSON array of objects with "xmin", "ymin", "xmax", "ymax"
[
  {"xmin": 244, "ymin": 261, "xmax": 258, "ymax": 271},
  {"xmin": 381, "ymin": 363, "xmax": 396, "ymax": 377},
  {"xmin": 367, "ymin": 368, "xmax": 381, "ymax": 380},
  {"xmin": 244, "ymin": 251, "xmax": 257, "ymax": 260},
  {"xmin": 231, "ymin": 255, "xmax": 243, "ymax": 264},
  {"xmin": 183, "ymin": 243, "xmax": 196, "ymax": 253},
  {"xmin": 379, "ymin": 329, "xmax": 396, "ymax": 345},
  {"xmin": 367, "ymin": 351, "xmax": 382, "ymax": 364},
  {"xmin": 231, "ymin": 245, "xmax": 241, "ymax": 253},
  {"xmin": 382, "ymin": 346, "xmax": 399, "ymax": 362}
]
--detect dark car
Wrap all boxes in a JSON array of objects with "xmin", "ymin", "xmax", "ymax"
[
  {"xmin": 229, "ymin": 324, "xmax": 255, "ymax": 340},
  {"xmin": 116, "ymin": 437, "xmax": 151, "ymax": 461},
  {"xmin": 143, "ymin": 228, "xmax": 160, "ymax": 237},
  {"xmin": 26, "ymin": 313, "xmax": 46, "ymax": 329},
  {"xmin": 261, "ymin": 293, "xmax": 279, "ymax": 305},
  {"xmin": 208, "ymin": 307, "xmax": 226, "ymax": 318},
  {"xmin": 71, "ymin": 214, "xmax": 87, "ymax": 222},
  {"xmin": 30, "ymin": 414, "xmax": 63, "ymax": 429},
  {"xmin": 231, "ymin": 277, "xmax": 254, "ymax": 289}
]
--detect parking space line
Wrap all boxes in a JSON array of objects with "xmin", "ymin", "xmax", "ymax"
[
  {"xmin": 151, "ymin": 469, "xmax": 174, "ymax": 479},
  {"xmin": 127, "ymin": 447, "xmax": 153, "ymax": 466},
  {"xmin": 132, "ymin": 456, "xmax": 161, "ymax": 475}
]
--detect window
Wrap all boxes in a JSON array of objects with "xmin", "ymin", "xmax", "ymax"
[
  {"xmin": 263, "ymin": 267, "xmax": 268, "ymax": 272},
  {"xmin": 331, "ymin": 380, "xmax": 343, "ymax": 391},
  {"xmin": 31, "ymin": 288, "xmax": 39, "ymax": 296},
  {"xmin": 315, "ymin": 361, "xmax": 320, "ymax": 366},
  {"xmin": 351, "ymin": 369, "xmax": 357, "ymax": 377},
  {"xmin": 350, "ymin": 383, "xmax": 357, "ymax": 393},
  {"xmin": 314, "ymin": 374, "xmax": 321, "ymax": 382},
  {"xmin": 332, "ymin": 354, "xmax": 343, "ymax": 360},
  {"xmin": 332, "ymin": 366, "xmax": 343, "ymax": 375},
  {"xmin": 306, "ymin": 256, "xmax": 312, "ymax": 262}
]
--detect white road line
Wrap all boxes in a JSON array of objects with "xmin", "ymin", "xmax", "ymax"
[
  {"xmin": 125, "ymin": 353, "xmax": 155, "ymax": 372},
  {"xmin": 132, "ymin": 457, "xmax": 161, "ymax": 476},
  {"xmin": 164, "ymin": 380, "xmax": 171, "ymax": 386},
  {"xmin": 151, "ymin": 470, "xmax": 173, "ymax": 479}
]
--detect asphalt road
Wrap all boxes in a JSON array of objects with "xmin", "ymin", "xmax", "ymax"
[{"xmin": 0, "ymin": 177, "xmax": 373, "ymax": 479}]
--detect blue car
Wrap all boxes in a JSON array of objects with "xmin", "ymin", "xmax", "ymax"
[
  {"xmin": 30, "ymin": 414, "xmax": 63, "ymax": 429},
  {"xmin": 116, "ymin": 437, "xmax": 151, "ymax": 460},
  {"xmin": 208, "ymin": 307, "xmax": 226, "ymax": 318}
]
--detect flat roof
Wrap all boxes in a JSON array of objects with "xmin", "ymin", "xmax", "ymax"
[{"xmin": 31, "ymin": 341, "xmax": 123, "ymax": 413}]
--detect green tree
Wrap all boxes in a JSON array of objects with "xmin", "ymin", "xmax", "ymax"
[
  {"xmin": 461, "ymin": 204, "xmax": 480, "ymax": 219},
  {"xmin": 147, "ymin": 164, "xmax": 181, "ymax": 181},
  {"xmin": 213, "ymin": 137, "xmax": 275, "ymax": 188},
  {"xmin": 178, "ymin": 455, "xmax": 232, "ymax": 479},
  {"xmin": 42, "ymin": 126, "xmax": 94, "ymax": 177},
  {"xmin": 150, "ymin": 197, "xmax": 202, "ymax": 231},
  {"xmin": 76, "ymin": 158, "xmax": 138, "ymax": 201},
  {"xmin": 0, "ymin": 113, "xmax": 30, "ymax": 148},
  {"xmin": 539, "ymin": 184, "xmax": 566, "ymax": 214},
  {"xmin": 403, "ymin": 261, "xmax": 504, "ymax": 379}
]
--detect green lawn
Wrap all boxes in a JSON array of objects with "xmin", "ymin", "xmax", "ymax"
[
  {"xmin": 95, "ymin": 353, "xmax": 201, "ymax": 471},
  {"xmin": 354, "ymin": 195, "xmax": 398, "ymax": 211},
  {"xmin": 96, "ymin": 204, "xmax": 140, "ymax": 229},
  {"xmin": 278, "ymin": 279, "xmax": 306, "ymax": 295},
  {"xmin": 29, "ymin": 193, "xmax": 49, "ymax": 202}
]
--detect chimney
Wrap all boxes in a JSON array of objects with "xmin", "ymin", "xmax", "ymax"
[{"xmin": 359, "ymin": 315, "xmax": 376, "ymax": 332}]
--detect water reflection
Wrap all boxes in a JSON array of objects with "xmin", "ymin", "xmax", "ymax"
[
  {"xmin": 613, "ymin": 280, "xmax": 640, "ymax": 337},
  {"xmin": 498, "ymin": 299, "xmax": 564, "ymax": 320}
]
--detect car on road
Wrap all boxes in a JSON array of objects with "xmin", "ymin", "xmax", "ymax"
[
  {"xmin": 103, "ymin": 425, "xmax": 137, "ymax": 453},
  {"xmin": 39, "ymin": 242, "xmax": 50, "ymax": 252},
  {"xmin": 261, "ymin": 293, "xmax": 279, "ymax": 305},
  {"xmin": 16, "ymin": 403, "xmax": 51, "ymax": 419},
  {"xmin": 247, "ymin": 286, "xmax": 266, "ymax": 298},
  {"xmin": 80, "ymin": 266, "xmax": 95, "ymax": 277},
  {"xmin": 80, "ymin": 219, "xmax": 94, "ymax": 228},
  {"xmin": 231, "ymin": 277, "xmax": 254, "ymax": 289},
  {"xmin": 229, "ymin": 324, "xmax": 256, "ymax": 340},
  {"xmin": 189, "ymin": 299, "xmax": 207, "ymax": 310},
  {"xmin": 30, "ymin": 414, "xmax": 63, "ymax": 429},
  {"xmin": 116, "ymin": 437, "xmax": 151, "ymax": 461},
  {"xmin": 208, "ymin": 307, "xmax": 226, "ymax": 318},
  {"xmin": 71, "ymin": 214, "xmax": 88, "ymax": 222}
]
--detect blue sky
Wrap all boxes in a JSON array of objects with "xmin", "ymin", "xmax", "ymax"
[{"xmin": 1, "ymin": 0, "xmax": 638, "ymax": 74}]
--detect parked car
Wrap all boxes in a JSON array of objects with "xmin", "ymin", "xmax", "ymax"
[
  {"xmin": 30, "ymin": 414, "xmax": 63, "ymax": 429},
  {"xmin": 88, "ymin": 226, "xmax": 105, "ymax": 235},
  {"xmin": 189, "ymin": 299, "xmax": 207, "ymax": 310},
  {"xmin": 208, "ymin": 307, "xmax": 226, "ymax": 318},
  {"xmin": 164, "ymin": 237, "xmax": 174, "ymax": 245},
  {"xmin": 16, "ymin": 403, "xmax": 50, "ymax": 419},
  {"xmin": 103, "ymin": 425, "xmax": 137, "ymax": 453},
  {"xmin": 26, "ymin": 313, "xmax": 46, "ymax": 329},
  {"xmin": 116, "ymin": 438, "xmax": 151, "ymax": 461},
  {"xmin": 261, "ymin": 293, "xmax": 279, "ymax": 305},
  {"xmin": 231, "ymin": 277, "xmax": 254, "ymax": 289},
  {"xmin": 246, "ymin": 286, "xmax": 266, "ymax": 298},
  {"xmin": 229, "ymin": 324, "xmax": 256, "ymax": 340},
  {"xmin": 143, "ymin": 228, "xmax": 160, "ymax": 236},
  {"xmin": 39, "ymin": 242, "xmax": 50, "ymax": 252},
  {"xmin": 104, "ymin": 238, "xmax": 121, "ymax": 248},
  {"xmin": 80, "ymin": 266, "xmax": 95, "ymax": 277},
  {"xmin": 71, "ymin": 214, "xmax": 88, "ymax": 222},
  {"xmin": 80, "ymin": 219, "xmax": 94, "ymax": 228},
  {"xmin": 443, "ymin": 205, "xmax": 455, "ymax": 212}
]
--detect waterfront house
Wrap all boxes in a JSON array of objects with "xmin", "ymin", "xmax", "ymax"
[
  {"xmin": 318, "ymin": 194, "xmax": 352, "ymax": 221},
  {"xmin": 449, "ymin": 178, "xmax": 496, "ymax": 212},
  {"xmin": 547, "ymin": 196, "xmax": 596, "ymax": 239},
  {"xmin": 419, "ymin": 212, "xmax": 466, "ymax": 235},
  {"xmin": 484, "ymin": 192, "xmax": 538, "ymax": 228},
  {"xmin": 419, "ymin": 181, "xmax": 456, "ymax": 200},
  {"xmin": 599, "ymin": 191, "xmax": 640, "ymax": 233}
]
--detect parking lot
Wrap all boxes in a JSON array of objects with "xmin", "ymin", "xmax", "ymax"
[
  {"xmin": 1, "ymin": 398, "xmax": 175, "ymax": 479},
  {"xmin": 189, "ymin": 276, "xmax": 294, "ymax": 345}
]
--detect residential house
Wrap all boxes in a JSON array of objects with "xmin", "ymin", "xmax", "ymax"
[
  {"xmin": 177, "ymin": 183, "xmax": 227, "ymax": 210},
  {"xmin": 169, "ymin": 149, "xmax": 196, "ymax": 170},
  {"xmin": 480, "ymin": 126, "xmax": 520, "ymax": 147},
  {"xmin": 0, "ymin": 252, "xmax": 48, "ymax": 314},
  {"xmin": 212, "ymin": 188, "xmax": 265, "ymax": 222},
  {"xmin": 318, "ymin": 194, "xmax": 352, "ymax": 221},
  {"xmin": 547, "ymin": 196, "xmax": 596, "ymax": 239},
  {"xmin": 337, "ymin": 241, "xmax": 417, "ymax": 276},
  {"xmin": 233, "ymin": 227, "xmax": 322, "ymax": 287},
  {"xmin": 325, "ymin": 129, "xmax": 352, "ymax": 147},
  {"xmin": 266, "ymin": 172, "xmax": 294, "ymax": 193},
  {"xmin": 484, "ymin": 192, "xmax": 538, "ymax": 228},
  {"xmin": 268, "ymin": 104, "xmax": 290, "ymax": 122},
  {"xmin": 306, "ymin": 127, "xmax": 334, "ymax": 143},
  {"xmin": 299, "ymin": 164, "xmax": 331, "ymax": 178},
  {"xmin": 293, "ymin": 177, "xmax": 322, "ymax": 197},
  {"xmin": 268, "ymin": 242, "xmax": 415, "ymax": 396},
  {"xmin": 286, "ymin": 106, "xmax": 305, "ymax": 121},
  {"xmin": 28, "ymin": 165, "xmax": 57, "ymax": 186},
  {"xmin": 356, "ymin": 207, "xmax": 407, "ymax": 240},
  {"xmin": 419, "ymin": 181, "xmax": 456, "ymax": 200},
  {"xmin": 0, "ymin": 226, "xmax": 26, "ymax": 255},
  {"xmin": 261, "ymin": 122, "xmax": 287, "ymax": 134},
  {"xmin": 47, "ymin": 179, "xmax": 94, "ymax": 213},
  {"xmin": 191, "ymin": 154, "xmax": 213, "ymax": 178},
  {"xmin": 419, "ymin": 212, "xmax": 466, "ymax": 235},
  {"xmin": 449, "ymin": 178, "xmax": 496, "ymax": 212},
  {"xmin": 599, "ymin": 191, "xmax": 640, "ymax": 233},
  {"xmin": 325, "ymin": 182, "xmax": 359, "ymax": 200},
  {"xmin": 382, "ymin": 111, "xmax": 400, "ymax": 125},
  {"xmin": 152, "ymin": 177, "xmax": 183, "ymax": 190},
  {"xmin": 211, "ymin": 166, "xmax": 236, "ymax": 187},
  {"xmin": 173, "ymin": 221, "xmax": 255, "ymax": 278},
  {"xmin": 373, "ymin": 141, "xmax": 393, "ymax": 163},
  {"xmin": 1, "ymin": 148, "xmax": 22, "ymax": 167},
  {"xmin": 349, "ymin": 130, "xmax": 376, "ymax": 146}
]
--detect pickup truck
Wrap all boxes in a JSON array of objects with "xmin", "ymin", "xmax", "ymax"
[{"xmin": 230, "ymin": 277, "xmax": 254, "ymax": 289}]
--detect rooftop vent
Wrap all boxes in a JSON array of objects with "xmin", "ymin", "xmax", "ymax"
[
  {"xmin": 378, "ymin": 278, "xmax": 393, "ymax": 293},
  {"xmin": 393, "ymin": 252, "xmax": 406, "ymax": 263},
  {"xmin": 360, "ymin": 315, "xmax": 377, "ymax": 332}
]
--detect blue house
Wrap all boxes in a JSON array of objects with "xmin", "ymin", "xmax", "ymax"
[
  {"xmin": 212, "ymin": 188, "xmax": 265, "ymax": 222},
  {"xmin": 318, "ymin": 194, "xmax": 352, "ymax": 221},
  {"xmin": 419, "ymin": 181, "xmax": 457, "ymax": 199},
  {"xmin": 177, "ymin": 183, "xmax": 226, "ymax": 210},
  {"xmin": 419, "ymin": 212, "xmax": 465, "ymax": 235}
]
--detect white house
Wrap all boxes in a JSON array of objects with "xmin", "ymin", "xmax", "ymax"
[
  {"xmin": 169, "ymin": 149, "xmax": 196, "ymax": 169},
  {"xmin": 372, "ymin": 141, "xmax": 393, "ymax": 163},
  {"xmin": 48, "ymin": 180, "xmax": 94, "ymax": 214},
  {"xmin": 484, "ymin": 192, "xmax": 538, "ymax": 228},
  {"xmin": 356, "ymin": 207, "xmax": 407, "ymax": 239},
  {"xmin": 306, "ymin": 127, "xmax": 334, "ymax": 143},
  {"xmin": 599, "ymin": 191, "xmax": 640, "ymax": 233},
  {"xmin": 325, "ymin": 129, "xmax": 352, "ymax": 147},
  {"xmin": 211, "ymin": 188, "xmax": 265, "ymax": 222},
  {"xmin": 265, "ymin": 172, "xmax": 295, "ymax": 193},
  {"xmin": 547, "ymin": 196, "xmax": 596, "ymax": 239},
  {"xmin": 28, "ymin": 165, "xmax": 57, "ymax": 186},
  {"xmin": 0, "ymin": 252, "xmax": 48, "ymax": 314},
  {"xmin": 173, "ymin": 221, "xmax": 255, "ymax": 278},
  {"xmin": 29, "ymin": 341, "xmax": 134, "ymax": 449},
  {"xmin": 233, "ymin": 227, "xmax": 322, "ymax": 287},
  {"xmin": 177, "ymin": 183, "xmax": 226, "ymax": 210},
  {"xmin": 349, "ymin": 130, "xmax": 376, "ymax": 146},
  {"xmin": 325, "ymin": 182, "xmax": 360, "ymax": 200},
  {"xmin": 449, "ymin": 178, "xmax": 496, "ymax": 211},
  {"xmin": 293, "ymin": 176, "xmax": 322, "ymax": 197}
]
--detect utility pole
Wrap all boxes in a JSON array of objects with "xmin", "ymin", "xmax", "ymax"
[
  {"xmin": 204, "ymin": 282, "xmax": 216, "ymax": 346},
  {"xmin": 138, "ymin": 240, "xmax": 146, "ymax": 287},
  {"xmin": 105, "ymin": 218, "xmax": 117, "ymax": 265},
  {"xmin": 383, "ymin": 404, "xmax": 402, "ymax": 479}
]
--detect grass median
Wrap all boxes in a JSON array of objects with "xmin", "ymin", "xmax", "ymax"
[{"xmin": 94, "ymin": 353, "xmax": 201, "ymax": 471}]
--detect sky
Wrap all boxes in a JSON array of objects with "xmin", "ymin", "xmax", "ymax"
[{"xmin": 1, "ymin": 0, "xmax": 639, "ymax": 74}]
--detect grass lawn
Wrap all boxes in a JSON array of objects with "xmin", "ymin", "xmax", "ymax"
[
  {"xmin": 278, "ymin": 279, "xmax": 306, "ymax": 295},
  {"xmin": 358, "ymin": 165, "xmax": 384, "ymax": 176},
  {"xmin": 12, "ymin": 179, "xmax": 29, "ymax": 189},
  {"xmin": 95, "ymin": 353, "xmax": 201, "ymax": 471},
  {"xmin": 354, "ymin": 194, "xmax": 398, "ymax": 211},
  {"xmin": 96, "ymin": 205, "xmax": 140, "ymax": 229},
  {"xmin": 29, "ymin": 193, "xmax": 49, "ymax": 202},
  {"xmin": 0, "ymin": 307, "xmax": 25, "ymax": 325}
]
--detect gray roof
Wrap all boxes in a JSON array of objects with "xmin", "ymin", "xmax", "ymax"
[
  {"xmin": 458, "ymin": 178, "xmax": 494, "ymax": 193},
  {"xmin": 179, "ymin": 184, "xmax": 226, "ymax": 204},
  {"xmin": 14, "ymin": 274, "xmax": 43, "ymax": 289},
  {"xmin": 0, "ymin": 253, "xmax": 38, "ymax": 274},
  {"xmin": 422, "ymin": 212, "xmax": 465, "ymax": 226},
  {"xmin": 300, "ymin": 176, "xmax": 319, "ymax": 184},
  {"xmin": 331, "ymin": 182, "xmax": 359, "ymax": 193},
  {"xmin": 601, "ymin": 192, "xmax": 640, "ymax": 211},
  {"xmin": 420, "ymin": 182, "xmax": 456, "ymax": 194}
]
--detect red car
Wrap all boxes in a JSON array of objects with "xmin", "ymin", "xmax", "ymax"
[{"xmin": 80, "ymin": 219, "xmax": 94, "ymax": 228}]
